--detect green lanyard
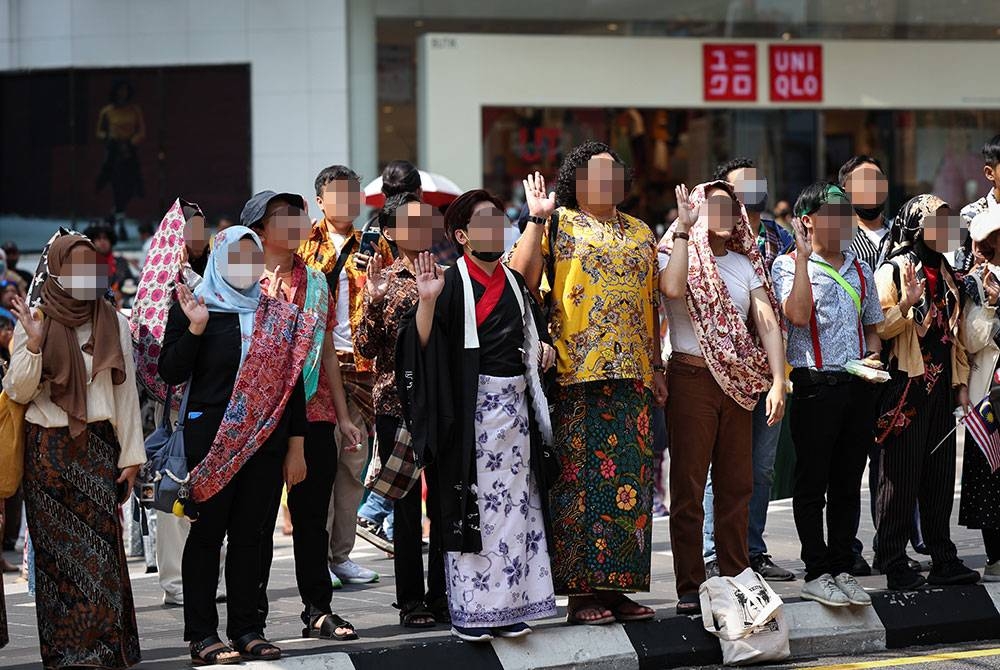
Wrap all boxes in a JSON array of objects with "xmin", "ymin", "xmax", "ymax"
[{"xmin": 811, "ymin": 259, "xmax": 861, "ymax": 316}]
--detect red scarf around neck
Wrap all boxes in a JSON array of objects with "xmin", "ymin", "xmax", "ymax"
[{"xmin": 464, "ymin": 256, "xmax": 506, "ymax": 327}]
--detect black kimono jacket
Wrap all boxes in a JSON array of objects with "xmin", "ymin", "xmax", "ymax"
[{"xmin": 396, "ymin": 263, "xmax": 557, "ymax": 554}]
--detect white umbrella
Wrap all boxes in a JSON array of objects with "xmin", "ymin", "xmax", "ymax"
[{"xmin": 363, "ymin": 170, "xmax": 463, "ymax": 208}]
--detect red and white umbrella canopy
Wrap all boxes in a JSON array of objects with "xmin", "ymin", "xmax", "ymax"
[{"xmin": 363, "ymin": 170, "xmax": 463, "ymax": 208}]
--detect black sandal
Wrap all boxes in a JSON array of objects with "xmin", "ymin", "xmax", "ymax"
[
  {"xmin": 397, "ymin": 601, "xmax": 436, "ymax": 628},
  {"xmin": 676, "ymin": 593, "xmax": 701, "ymax": 615},
  {"xmin": 599, "ymin": 592, "xmax": 656, "ymax": 622},
  {"xmin": 425, "ymin": 596, "xmax": 452, "ymax": 624},
  {"xmin": 231, "ymin": 632, "xmax": 281, "ymax": 660},
  {"xmin": 302, "ymin": 613, "xmax": 358, "ymax": 641},
  {"xmin": 189, "ymin": 635, "xmax": 241, "ymax": 666}
]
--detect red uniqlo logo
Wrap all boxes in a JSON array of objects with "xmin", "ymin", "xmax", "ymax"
[
  {"xmin": 703, "ymin": 44, "xmax": 757, "ymax": 102},
  {"xmin": 770, "ymin": 45, "xmax": 823, "ymax": 102}
]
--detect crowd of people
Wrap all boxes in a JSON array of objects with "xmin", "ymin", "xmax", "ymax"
[{"xmin": 2, "ymin": 134, "xmax": 1000, "ymax": 667}]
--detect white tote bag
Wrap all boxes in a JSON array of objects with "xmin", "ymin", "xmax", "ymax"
[{"xmin": 699, "ymin": 568, "xmax": 791, "ymax": 666}]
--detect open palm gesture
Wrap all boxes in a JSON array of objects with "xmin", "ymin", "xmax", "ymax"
[
  {"xmin": 176, "ymin": 284, "xmax": 208, "ymax": 332},
  {"xmin": 366, "ymin": 254, "xmax": 390, "ymax": 304},
  {"xmin": 523, "ymin": 171, "xmax": 556, "ymax": 219},
  {"xmin": 675, "ymin": 184, "xmax": 699, "ymax": 232},
  {"xmin": 415, "ymin": 251, "xmax": 444, "ymax": 302}
]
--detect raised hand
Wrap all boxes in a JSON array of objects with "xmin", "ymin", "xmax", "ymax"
[
  {"xmin": 177, "ymin": 283, "xmax": 209, "ymax": 335},
  {"xmin": 791, "ymin": 217, "xmax": 813, "ymax": 259},
  {"xmin": 985, "ymin": 272, "xmax": 1000, "ymax": 306},
  {"xmin": 366, "ymin": 254, "xmax": 390, "ymax": 305},
  {"xmin": 675, "ymin": 184, "xmax": 699, "ymax": 232},
  {"xmin": 268, "ymin": 265, "xmax": 286, "ymax": 300},
  {"xmin": 11, "ymin": 295, "xmax": 44, "ymax": 353},
  {"xmin": 900, "ymin": 262, "xmax": 926, "ymax": 312},
  {"xmin": 415, "ymin": 251, "xmax": 444, "ymax": 302},
  {"xmin": 523, "ymin": 171, "xmax": 557, "ymax": 219}
]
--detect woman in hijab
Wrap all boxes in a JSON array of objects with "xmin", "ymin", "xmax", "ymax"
[
  {"xmin": 4, "ymin": 234, "xmax": 144, "ymax": 669},
  {"xmin": 158, "ymin": 225, "xmax": 311, "ymax": 664},
  {"xmin": 874, "ymin": 194, "xmax": 979, "ymax": 591}
]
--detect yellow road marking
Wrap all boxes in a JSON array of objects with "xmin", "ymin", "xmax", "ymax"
[{"xmin": 807, "ymin": 648, "xmax": 1000, "ymax": 669}]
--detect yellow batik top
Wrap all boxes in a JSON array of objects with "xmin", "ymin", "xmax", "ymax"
[{"xmin": 541, "ymin": 207, "xmax": 658, "ymax": 389}]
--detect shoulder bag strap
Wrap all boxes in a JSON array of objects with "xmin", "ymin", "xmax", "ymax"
[
  {"xmin": 326, "ymin": 236, "xmax": 357, "ymax": 296},
  {"xmin": 174, "ymin": 380, "xmax": 194, "ymax": 431}
]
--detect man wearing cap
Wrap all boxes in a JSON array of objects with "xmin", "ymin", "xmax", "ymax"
[
  {"xmin": 242, "ymin": 191, "xmax": 364, "ymax": 639},
  {"xmin": 772, "ymin": 181, "xmax": 885, "ymax": 608}
]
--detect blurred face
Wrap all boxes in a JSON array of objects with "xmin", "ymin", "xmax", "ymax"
[
  {"xmin": 702, "ymin": 187, "xmax": 740, "ymax": 240},
  {"xmin": 385, "ymin": 201, "xmax": 444, "ymax": 253},
  {"xmin": 56, "ymin": 244, "xmax": 109, "ymax": 301},
  {"xmin": 575, "ymin": 153, "xmax": 625, "ymax": 209},
  {"xmin": 845, "ymin": 163, "xmax": 888, "ymax": 208},
  {"xmin": 317, "ymin": 179, "xmax": 362, "ymax": 224},
  {"xmin": 222, "ymin": 237, "xmax": 265, "ymax": 290},
  {"xmin": 0, "ymin": 322, "xmax": 12, "ymax": 349},
  {"xmin": 922, "ymin": 206, "xmax": 962, "ymax": 254},
  {"xmin": 183, "ymin": 215, "xmax": 208, "ymax": 259},
  {"xmin": 774, "ymin": 200, "xmax": 791, "ymax": 221},
  {"xmin": 259, "ymin": 199, "xmax": 311, "ymax": 252},
  {"xmin": 455, "ymin": 201, "xmax": 507, "ymax": 260},
  {"xmin": 728, "ymin": 167, "xmax": 768, "ymax": 212},
  {"xmin": 4, "ymin": 249, "xmax": 19, "ymax": 268},
  {"xmin": 0, "ymin": 285, "xmax": 16, "ymax": 309},
  {"xmin": 92, "ymin": 234, "xmax": 112, "ymax": 256},
  {"xmin": 803, "ymin": 193, "xmax": 853, "ymax": 250}
]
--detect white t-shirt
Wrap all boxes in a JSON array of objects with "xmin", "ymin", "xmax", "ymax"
[
  {"xmin": 659, "ymin": 250, "xmax": 762, "ymax": 357},
  {"xmin": 861, "ymin": 225, "xmax": 889, "ymax": 247},
  {"xmin": 329, "ymin": 232, "xmax": 354, "ymax": 353}
]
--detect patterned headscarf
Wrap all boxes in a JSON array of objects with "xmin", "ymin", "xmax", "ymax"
[
  {"xmin": 664, "ymin": 180, "xmax": 781, "ymax": 410},
  {"xmin": 194, "ymin": 226, "xmax": 263, "ymax": 365},
  {"xmin": 886, "ymin": 194, "xmax": 948, "ymax": 261}
]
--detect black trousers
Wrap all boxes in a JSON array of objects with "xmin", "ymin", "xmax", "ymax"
[
  {"xmin": 874, "ymin": 377, "xmax": 959, "ymax": 575},
  {"xmin": 984, "ymin": 528, "xmax": 1000, "ymax": 564},
  {"xmin": 789, "ymin": 373, "xmax": 874, "ymax": 582},
  {"xmin": 376, "ymin": 414, "xmax": 445, "ymax": 608},
  {"xmin": 288, "ymin": 421, "xmax": 338, "ymax": 625},
  {"xmin": 183, "ymin": 447, "xmax": 284, "ymax": 642}
]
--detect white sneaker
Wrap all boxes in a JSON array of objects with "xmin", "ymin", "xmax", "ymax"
[
  {"xmin": 162, "ymin": 593, "xmax": 183, "ymax": 607},
  {"xmin": 834, "ymin": 572, "xmax": 872, "ymax": 606},
  {"xmin": 330, "ymin": 559, "xmax": 379, "ymax": 585},
  {"xmin": 801, "ymin": 574, "xmax": 850, "ymax": 607},
  {"xmin": 984, "ymin": 561, "xmax": 1000, "ymax": 582},
  {"xmin": 328, "ymin": 568, "xmax": 343, "ymax": 590}
]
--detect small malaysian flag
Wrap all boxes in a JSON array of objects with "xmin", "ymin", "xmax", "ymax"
[{"xmin": 965, "ymin": 398, "xmax": 1000, "ymax": 474}]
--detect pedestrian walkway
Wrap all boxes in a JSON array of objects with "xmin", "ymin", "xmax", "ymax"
[{"xmin": 2, "ymin": 459, "xmax": 991, "ymax": 670}]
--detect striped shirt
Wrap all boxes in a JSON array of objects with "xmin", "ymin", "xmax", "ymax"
[{"xmin": 849, "ymin": 222, "xmax": 891, "ymax": 273}]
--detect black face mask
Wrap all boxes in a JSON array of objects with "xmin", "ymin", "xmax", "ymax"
[
  {"xmin": 853, "ymin": 202, "xmax": 886, "ymax": 222},
  {"xmin": 470, "ymin": 249, "xmax": 504, "ymax": 262},
  {"xmin": 744, "ymin": 197, "xmax": 768, "ymax": 214}
]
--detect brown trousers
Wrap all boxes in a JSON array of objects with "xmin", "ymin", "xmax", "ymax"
[{"xmin": 667, "ymin": 360, "xmax": 753, "ymax": 598}]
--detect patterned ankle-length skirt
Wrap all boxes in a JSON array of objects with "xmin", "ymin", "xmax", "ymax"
[
  {"xmin": 23, "ymin": 420, "xmax": 141, "ymax": 670},
  {"xmin": 549, "ymin": 379, "xmax": 654, "ymax": 595},
  {"xmin": 445, "ymin": 375, "xmax": 557, "ymax": 627}
]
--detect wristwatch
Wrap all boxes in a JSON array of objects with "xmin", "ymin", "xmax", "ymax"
[
  {"xmin": 527, "ymin": 215, "xmax": 547, "ymax": 226},
  {"xmin": 672, "ymin": 231, "xmax": 690, "ymax": 242}
]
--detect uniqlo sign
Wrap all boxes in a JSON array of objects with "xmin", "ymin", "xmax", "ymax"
[
  {"xmin": 703, "ymin": 44, "xmax": 757, "ymax": 102},
  {"xmin": 770, "ymin": 44, "xmax": 823, "ymax": 102}
]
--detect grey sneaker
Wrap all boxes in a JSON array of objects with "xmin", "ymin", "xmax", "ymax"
[
  {"xmin": 801, "ymin": 574, "xmax": 850, "ymax": 607},
  {"xmin": 834, "ymin": 572, "xmax": 872, "ymax": 606},
  {"xmin": 331, "ymin": 559, "xmax": 380, "ymax": 585},
  {"xmin": 985, "ymin": 561, "xmax": 1000, "ymax": 582}
]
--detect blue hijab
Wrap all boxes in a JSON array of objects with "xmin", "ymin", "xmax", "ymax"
[{"xmin": 194, "ymin": 225, "xmax": 262, "ymax": 364}]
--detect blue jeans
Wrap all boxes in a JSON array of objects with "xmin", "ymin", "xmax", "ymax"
[
  {"xmin": 704, "ymin": 395, "xmax": 781, "ymax": 561},
  {"xmin": 358, "ymin": 492, "xmax": 395, "ymax": 542}
]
